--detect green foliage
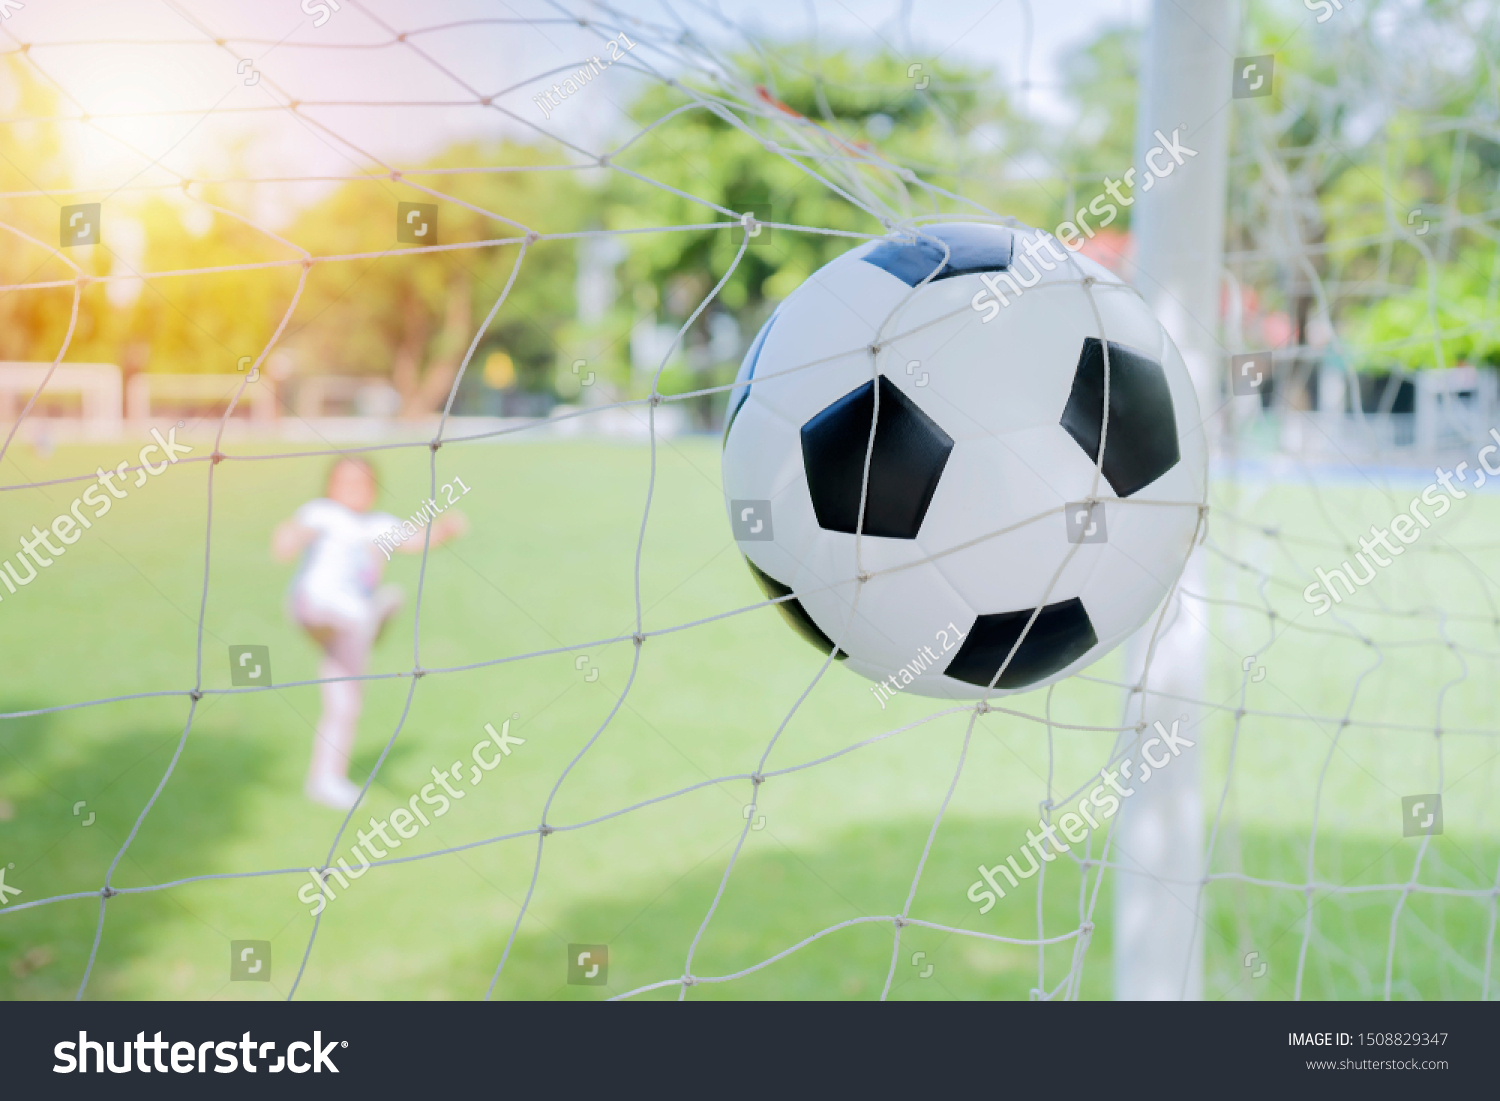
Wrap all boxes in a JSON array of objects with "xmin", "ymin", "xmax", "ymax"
[
  {"xmin": 119, "ymin": 191, "xmax": 303, "ymax": 375},
  {"xmin": 600, "ymin": 48, "xmax": 1011, "ymax": 409},
  {"xmin": 1054, "ymin": 25, "xmax": 1140, "ymax": 222},
  {"xmin": 1347, "ymin": 246, "xmax": 1500, "ymax": 369},
  {"xmin": 1230, "ymin": 1, "xmax": 1500, "ymax": 360},
  {"xmin": 284, "ymin": 142, "xmax": 583, "ymax": 408},
  {"xmin": 0, "ymin": 61, "xmax": 586, "ymax": 411},
  {"xmin": 610, "ymin": 49, "xmax": 1007, "ymax": 311},
  {"xmin": 0, "ymin": 58, "xmax": 102, "ymax": 366}
]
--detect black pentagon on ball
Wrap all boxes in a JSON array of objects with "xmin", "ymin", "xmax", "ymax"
[
  {"xmin": 862, "ymin": 222, "xmax": 1015, "ymax": 288},
  {"xmin": 722, "ymin": 309, "xmax": 778, "ymax": 447},
  {"xmin": 801, "ymin": 376, "xmax": 953, "ymax": 540},
  {"xmin": 943, "ymin": 598, "xmax": 1099, "ymax": 690},
  {"xmin": 1060, "ymin": 337, "xmax": 1180, "ymax": 498},
  {"xmin": 744, "ymin": 559, "xmax": 846, "ymax": 661}
]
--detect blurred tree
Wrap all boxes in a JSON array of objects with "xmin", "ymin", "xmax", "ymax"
[
  {"xmin": 600, "ymin": 49, "xmax": 1017, "ymax": 425},
  {"xmin": 1349, "ymin": 244, "xmax": 1500, "ymax": 370},
  {"xmin": 1224, "ymin": 0, "xmax": 1500, "ymax": 377},
  {"xmin": 0, "ymin": 56, "xmax": 103, "ymax": 367},
  {"xmin": 116, "ymin": 185, "xmax": 303, "ymax": 376},
  {"xmin": 0, "ymin": 63, "xmax": 294, "ymax": 376},
  {"xmin": 1053, "ymin": 25, "xmax": 1141, "ymax": 223},
  {"xmin": 283, "ymin": 141, "xmax": 584, "ymax": 417}
]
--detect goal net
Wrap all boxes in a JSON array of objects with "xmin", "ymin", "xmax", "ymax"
[{"xmin": 0, "ymin": 0, "xmax": 1495, "ymax": 1002}]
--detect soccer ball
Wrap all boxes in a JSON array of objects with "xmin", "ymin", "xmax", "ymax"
[{"xmin": 720, "ymin": 221, "xmax": 1206, "ymax": 699}]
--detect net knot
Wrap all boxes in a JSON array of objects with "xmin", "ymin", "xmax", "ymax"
[
  {"xmin": 210, "ymin": 451, "xmax": 226, "ymax": 465},
  {"xmin": 680, "ymin": 974, "xmax": 698, "ymax": 987},
  {"xmin": 539, "ymin": 824, "xmax": 554, "ymax": 837},
  {"xmin": 892, "ymin": 916, "xmax": 907, "ymax": 929},
  {"xmin": 101, "ymin": 886, "xmax": 118, "ymax": 899},
  {"xmin": 632, "ymin": 632, "xmax": 646, "ymax": 647},
  {"xmin": 648, "ymin": 392, "xmax": 663, "ymax": 407},
  {"xmin": 390, "ymin": 170, "xmax": 403, "ymax": 181},
  {"xmin": 1078, "ymin": 921, "xmax": 1094, "ymax": 936},
  {"xmin": 740, "ymin": 211, "xmax": 760, "ymax": 237},
  {"xmin": 480, "ymin": 96, "xmax": 492, "ymax": 106},
  {"xmin": 868, "ymin": 341, "xmax": 884, "ymax": 356},
  {"xmin": 974, "ymin": 701, "xmax": 991, "ymax": 714},
  {"xmin": 597, "ymin": 154, "xmax": 611, "ymax": 167},
  {"xmin": 855, "ymin": 571, "xmax": 871, "ymax": 583},
  {"xmin": 412, "ymin": 668, "xmax": 427, "ymax": 679},
  {"xmin": 524, "ymin": 231, "xmax": 540, "ymax": 245},
  {"xmin": 750, "ymin": 773, "xmax": 764, "ymax": 786},
  {"xmin": 190, "ymin": 689, "xmax": 204, "ymax": 701}
]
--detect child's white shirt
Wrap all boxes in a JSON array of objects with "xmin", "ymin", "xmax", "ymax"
[{"xmin": 290, "ymin": 498, "xmax": 401, "ymax": 619}]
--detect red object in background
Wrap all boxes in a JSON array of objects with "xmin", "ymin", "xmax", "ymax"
[
  {"xmin": 752, "ymin": 84, "xmax": 872, "ymax": 156},
  {"xmin": 754, "ymin": 85, "xmax": 803, "ymax": 119},
  {"xmin": 1259, "ymin": 311, "xmax": 1294, "ymax": 349},
  {"xmin": 1070, "ymin": 231, "xmax": 1297, "ymax": 352},
  {"xmin": 1076, "ymin": 227, "xmax": 1132, "ymax": 275},
  {"xmin": 1220, "ymin": 279, "xmax": 1294, "ymax": 349}
]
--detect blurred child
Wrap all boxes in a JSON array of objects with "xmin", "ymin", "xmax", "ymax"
[{"xmin": 273, "ymin": 457, "xmax": 467, "ymax": 809}]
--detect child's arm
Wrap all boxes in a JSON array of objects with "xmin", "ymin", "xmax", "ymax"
[
  {"xmin": 393, "ymin": 511, "xmax": 468, "ymax": 554},
  {"xmin": 271, "ymin": 518, "xmax": 317, "ymax": 563}
]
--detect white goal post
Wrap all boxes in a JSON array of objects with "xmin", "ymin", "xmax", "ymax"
[
  {"xmin": 125, "ymin": 372, "xmax": 278, "ymax": 426},
  {"xmin": 0, "ymin": 362, "xmax": 122, "ymax": 437},
  {"xmin": 1113, "ymin": 0, "xmax": 1234, "ymax": 1001}
]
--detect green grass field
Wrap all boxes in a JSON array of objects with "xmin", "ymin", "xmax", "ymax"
[{"xmin": 1, "ymin": 433, "xmax": 1498, "ymax": 1000}]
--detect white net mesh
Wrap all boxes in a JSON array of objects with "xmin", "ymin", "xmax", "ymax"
[{"xmin": 0, "ymin": 0, "xmax": 1496, "ymax": 1001}]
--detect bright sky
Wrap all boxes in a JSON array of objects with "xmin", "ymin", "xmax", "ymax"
[{"xmin": 0, "ymin": 0, "xmax": 1144, "ymax": 223}]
